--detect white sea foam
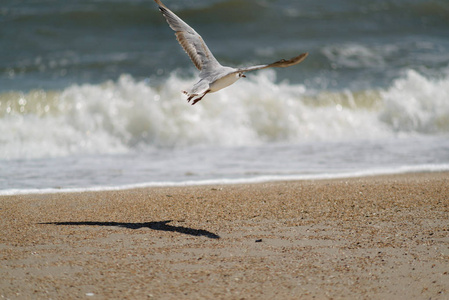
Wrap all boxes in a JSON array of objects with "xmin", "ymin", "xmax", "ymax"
[
  {"xmin": 380, "ymin": 69, "xmax": 449, "ymax": 133},
  {"xmin": 321, "ymin": 43, "xmax": 396, "ymax": 69},
  {"xmin": 1, "ymin": 69, "xmax": 448, "ymax": 160}
]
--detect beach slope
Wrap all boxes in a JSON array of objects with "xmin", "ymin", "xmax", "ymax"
[{"xmin": 1, "ymin": 172, "xmax": 448, "ymax": 299}]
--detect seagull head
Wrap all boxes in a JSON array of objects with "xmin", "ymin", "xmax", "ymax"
[{"xmin": 238, "ymin": 73, "xmax": 246, "ymax": 78}]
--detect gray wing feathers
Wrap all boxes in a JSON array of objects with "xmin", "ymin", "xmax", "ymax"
[
  {"xmin": 155, "ymin": 0, "xmax": 220, "ymax": 72},
  {"xmin": 175, "ymin": 31, "xmax": 204, "ymax": 70},
  {"xmin": 237, "ymin": 53, "xmax": 309, "ymax": 73}
]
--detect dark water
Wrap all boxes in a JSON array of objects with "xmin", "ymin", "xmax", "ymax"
[{"xmin": 2, "ymin": 0, "xmax": 449, "ymax": 91}]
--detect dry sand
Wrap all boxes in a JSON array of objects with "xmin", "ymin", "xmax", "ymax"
[{"xmin": 1, "ymin": 172, "xmax": 448, "ymax": 299}]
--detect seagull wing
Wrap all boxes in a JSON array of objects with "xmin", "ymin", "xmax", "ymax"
[
  {"xmin": 236, "ymin": 53, "xmax": 308, "ymax": 73},
  {"xmin": 154, "ymin": 0, "xmax": 221, "ymax": 72}
]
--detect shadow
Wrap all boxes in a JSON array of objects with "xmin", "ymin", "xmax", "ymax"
[{"xmin": 41, "ymin": 220, "xmax": 220, "ymax": 239}]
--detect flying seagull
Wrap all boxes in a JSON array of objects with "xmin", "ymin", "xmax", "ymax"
[{"xmin": 154, "ymin": 0, "xmax": 308, "ymax": 105}]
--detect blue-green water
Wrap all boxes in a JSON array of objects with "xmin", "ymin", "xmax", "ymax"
[
  {"xmin": 3, "ymin": 0, "xmax": 449, "ymax": 91},
  {"xmin": 1, "ymin": 0, "xmax": 449, "ymax": 194}
]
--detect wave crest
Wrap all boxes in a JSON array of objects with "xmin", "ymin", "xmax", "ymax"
[
  {"xmin": 1, "ymin": 69, "xmax": 448, "ymax": 159},
  {"xmin": 380, "ymin": 70, "xmax": 449, "ymax": 133}
]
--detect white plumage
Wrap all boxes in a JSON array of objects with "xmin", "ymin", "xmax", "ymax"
[{"xmin": 154, "ymin": 0, "xmax": 308, "ymax": 105}]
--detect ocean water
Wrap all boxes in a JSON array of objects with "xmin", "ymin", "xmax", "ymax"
[{"xmin": 1, "ymin": 0, "xmax": 449, "ymax": 194}]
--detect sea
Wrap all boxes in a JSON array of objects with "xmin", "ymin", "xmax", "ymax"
[{"xmin": 1, "ymin": 0, "xmax": 449, "ymax": 195}]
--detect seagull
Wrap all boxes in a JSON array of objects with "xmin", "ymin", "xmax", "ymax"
[{"xmin": 154, "ymin": 0, "xmax": 308, "ymax": 105}]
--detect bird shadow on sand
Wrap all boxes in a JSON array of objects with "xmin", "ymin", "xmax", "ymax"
[{"xmin": 41, "ymin": 220, "xmax": 220, "ymax": 239}]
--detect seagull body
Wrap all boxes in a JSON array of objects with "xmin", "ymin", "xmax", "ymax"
[{"xmin": 154, "ymin": 0, "xmax": 308, "ymax": 105}]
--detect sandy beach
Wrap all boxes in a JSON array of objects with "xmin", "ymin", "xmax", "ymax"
[{"xmin": 1, "ymin": 172, "xmax": 448, "ymax": 299}]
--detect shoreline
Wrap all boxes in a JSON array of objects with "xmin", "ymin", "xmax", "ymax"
[
  {"xmin": 1, "ymin": 172, "xmax": 448, "ymax": 299},
  {"xmin": 2, "ymin": 166, "xmax": 449, "ymax": 196}
]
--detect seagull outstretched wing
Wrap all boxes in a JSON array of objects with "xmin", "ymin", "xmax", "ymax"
[
  {"xmin": 154, "ymin": 0, "xmax": 221, "ymax": 73},
  {"xmin": 236, "ymin": 53, "xmax": 309, "ymax": 74}
]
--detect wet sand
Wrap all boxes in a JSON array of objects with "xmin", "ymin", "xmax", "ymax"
[{"xmin": 1, "ymin": 172, "xmax": 448, "ymax": 299}]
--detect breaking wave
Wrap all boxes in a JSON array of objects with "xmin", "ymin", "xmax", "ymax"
[{"xmin": 1, "ymin": 69, "xmax": 448, "ymax": 160}]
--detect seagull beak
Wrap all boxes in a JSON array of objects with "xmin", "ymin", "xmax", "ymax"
[{"xmin": 242, "ymin": 74, "xmax": 246, "ymax": 78}]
